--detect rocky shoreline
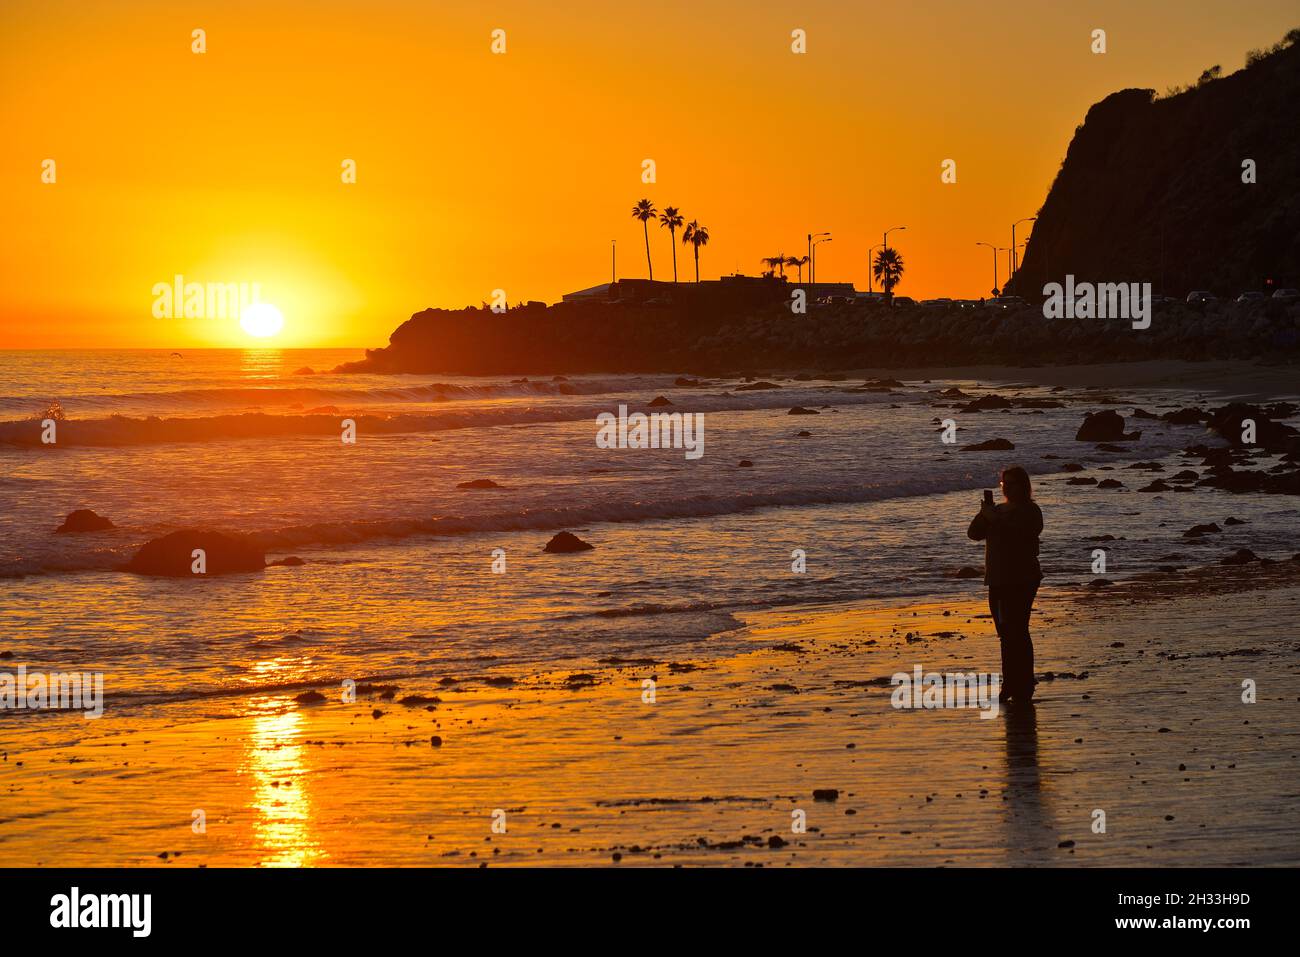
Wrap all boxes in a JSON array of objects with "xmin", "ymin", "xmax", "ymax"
[{"xmin": 336, "ymin": 299, "xmax": 1300, "ymax": 377}]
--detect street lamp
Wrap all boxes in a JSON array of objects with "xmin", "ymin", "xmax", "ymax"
[
  {"xmin": 1011, "ymin": 217, "xmax": 1035, "ymax": 278},
  {"xmin": 976, "ymin": 241, "xmax": 999, "ymax": 297},
  {"xmin": 883, "ymin": 225, "xmax": 906, "ymax": 254},
  {"xmin": 812, "ymin": 234, "xmax": 832, "ymax": 285},
  {"xmin": 611, "ymin": 240, "xmax": 617, "ymax": 285}
]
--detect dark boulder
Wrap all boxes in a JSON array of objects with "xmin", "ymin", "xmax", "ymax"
[
  {"xmin": 1207, "ymin": 402, "xmax": 1300, "ymax": 453},
  {"xmin": 647, "ymin": 395, "xmax": 673, "ymax": 407},
  {"xmin": 457, "ymin": 479, "xmax": 503, "ymax": 489},
  {"xmin": 1162, "ymin": 407, "xmax": 1206, "ymax": 425},
  {"xmin": 960, "ymin": 394, "xmax": 1014, "ymax": 412},
  {"xmin": 543, "ymin": 531, "xmax": 594, "ymax": 553},
  {"xmin": 1221, "ymin": 548, "xmax": 1259, "ymax": 565},
  {"xmin": 1075, "ymin": 410, "xmax": 1140, "ymax": 442},
  {"xmin": 55, "ymin": 509, "xmax": 115, "ymax": 534},
  {"xmin": 961, "ymin": 438, "xmax": 1015, "ymax": 451},
  {"xmin": 124, "ymin": 529, "xmax": 266, "ymax": 577}
]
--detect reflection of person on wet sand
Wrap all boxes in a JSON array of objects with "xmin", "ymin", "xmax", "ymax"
[
  {"xmin": 968, "ymin": 466, "xmax": 1043, "ymax": 704},
  {"xmin": 1001, "ymin": 700, "xmax": 1058, "ymax": 861}
]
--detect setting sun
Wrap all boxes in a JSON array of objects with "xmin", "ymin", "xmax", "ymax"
[{"xmin": 240, "ymin": 302, "xmax": 285, "ymax": 339}]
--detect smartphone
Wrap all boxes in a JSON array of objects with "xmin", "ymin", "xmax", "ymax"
[{"xmin": 983, "ymin": 489, "xmax": 994, "ymax": 507}]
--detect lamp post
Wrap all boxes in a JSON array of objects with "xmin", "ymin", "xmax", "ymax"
[
  {"xmin": 883, "ymin": 225, "xmax": 906, "ymax": 255},
  {"xmin": 812, "ymin": 234, "xmax": 832, "ymax": 286},
  {"xmin": 1011, "ymin": 217, "xmax": 1035, "ymax": 279},
  {"xmin": 976, "ymin": 241, "xmax": 999, "ymax": 297},
  {"xmin": 611, "ymin": 240, "xmax": 616, "ymax": 285},
  {"xmin": 808, "ymin": 231, "xmax": 830, "ymax": 285}
]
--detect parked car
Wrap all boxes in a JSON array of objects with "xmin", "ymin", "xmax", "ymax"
[
  {"xmin": 920, "ymin": 298, "xmax": 954, "ymax": 309},
  {"xmin": 989, "ymin": 296, "xmax": 1028, "ymax": 309},
  {"xmin": 891, "ymin": 296, "xmax": 917, "ymax": 307},
  {"xmin": 1185, "ymin": 290, "xmax": 1217, "ymax": 304},
  {"xmin": 1271, "ymin": 288, "xmax": 1300, "ymax": 301},
  {"xmin": 1235, "ymin": 291, "xmax": 1267, "ymax": 303}
]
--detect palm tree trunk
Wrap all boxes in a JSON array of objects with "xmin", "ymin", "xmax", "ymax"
[
  {"xmin": 642, "ymin": 221, "xmax": 653, "ymax": 280},
  {"xmin": 670, "ymin": 229, "xmax": 678, "ymax": 282},
  {"xmin": 694, "ymin": 245, "xmax": 700, "ymax": 282}
]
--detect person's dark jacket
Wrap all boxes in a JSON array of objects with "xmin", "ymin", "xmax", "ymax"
[{"xmin": 967, "ymin": 500, "xmax": 1043, "ymax": 586}]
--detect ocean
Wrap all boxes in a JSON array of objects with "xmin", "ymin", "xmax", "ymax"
[{"xmin": 2, "ymin": 349, "xmax": 1295, "ymax": 740}]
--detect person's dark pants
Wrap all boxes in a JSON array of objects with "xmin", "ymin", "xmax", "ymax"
[{"xmin": 988, "ymin": 582, "xmax": 1039, "ymax": 699}]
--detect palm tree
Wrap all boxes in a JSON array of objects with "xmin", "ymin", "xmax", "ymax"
[
  {"xmin": 872, "ymin": 247, "xmax": 905, "ymax": 303},
  {"xmin": 631, "ymin": 199, "xmax": 657, "ymax": 280},
  {"xmin": 760, "ymin": 255, "xmax": 784, "ymax": 277},
  {"xmin": 682, "ymin": 220, "xmax": 710, "ymax": 282},
  {"xmin": 786, "ymin": 255, "xmax": 809, "ymax": 283},
  {"xmin": 659, "ymin": 206, "xmax": 684, "ymax": 281}
]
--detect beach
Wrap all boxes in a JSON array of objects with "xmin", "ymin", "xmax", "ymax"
[
  {"xmin": 3, "ymin": 568, "xmax": 1298, "ymax": 867},
  {"xmin": 2, "ymin": 353, "xmax": 1298, "ymax": 866}
]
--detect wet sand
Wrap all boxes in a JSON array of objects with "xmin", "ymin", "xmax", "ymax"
[{"xmin": 4, "ymin": 562, "xmax": 1297, "ymax": 867}]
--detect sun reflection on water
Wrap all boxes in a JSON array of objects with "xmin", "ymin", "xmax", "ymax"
[
  {"xmin": 239, "ymin": 347, "xmax": 284, "ymax": 380},
  {"xmin": 241, "ymin": 698, "xmax": 325, "ymax": 867}
]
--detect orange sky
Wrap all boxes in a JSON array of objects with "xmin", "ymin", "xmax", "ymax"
[{"xmin": 2, "ymin": 0, "xmax": 1295, "ymax": 348}]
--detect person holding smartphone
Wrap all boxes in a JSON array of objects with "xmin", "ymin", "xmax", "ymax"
[{"xmin": 967, "ymin": 466, "xmax": 1044, "ymax": 704}]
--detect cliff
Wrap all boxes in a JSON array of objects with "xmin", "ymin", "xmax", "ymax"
[{"xmin": 1006, "ymin": 37, "xmax": 1300, "ymax": 299}]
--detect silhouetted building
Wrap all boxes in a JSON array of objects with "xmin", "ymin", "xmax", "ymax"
[{"xmin": 559, "ymin": 274, "xmax": 857, "ymax": 312}]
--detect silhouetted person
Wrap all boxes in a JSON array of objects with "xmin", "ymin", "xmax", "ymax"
[{"xmin": 968, "ymin": 466, "xmax": 1043, "ymax": 703}]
